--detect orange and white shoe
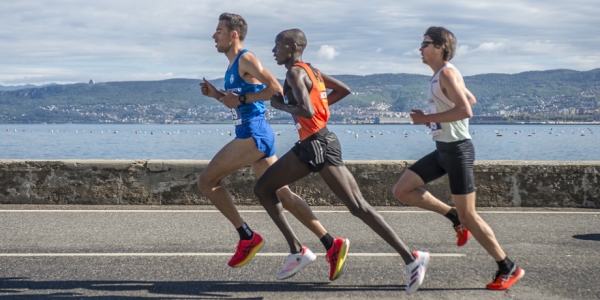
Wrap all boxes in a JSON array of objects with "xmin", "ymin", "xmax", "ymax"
[
  {"xmin": 486, "ymin": 265, "xmax": 525, "ymax": 290},
  {"xmin": 454, "ymin": 224, "xmax": 471, "ymax": 247},
  {"xmin": 227, "ymin": 233, "xmax": 264, "ymax": 268},
  {"xmin": 326, "ymin": 238, "xmax": 350, "ymax": 281}
]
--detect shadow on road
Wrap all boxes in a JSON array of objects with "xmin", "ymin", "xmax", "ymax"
[
  {"xmin": 572, "ymin": 233, "xmax": 600, "ymax": 241},
  {"xmin": 0, "ymin": 277, "xmax": 485, "ymax": 299}
]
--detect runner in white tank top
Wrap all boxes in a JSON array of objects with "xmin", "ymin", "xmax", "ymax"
[
  {"xmin": 392, "ymin": 26, "xmax": 524, "ymax": 291},
  {"xmin": 428, "ymin": 63, "xmax": 471, "ymax": 143}
]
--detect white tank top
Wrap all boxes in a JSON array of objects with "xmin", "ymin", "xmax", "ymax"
[{"xmin": 428, "ymin": 63, "xmax": 471, "ymax": 143}]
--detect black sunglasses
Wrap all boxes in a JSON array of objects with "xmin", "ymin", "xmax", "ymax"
[{"xmin": 420, "ymin": 41, "xmax": 435, "ymax": 48}]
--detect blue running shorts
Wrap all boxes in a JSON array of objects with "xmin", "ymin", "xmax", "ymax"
[{"xmin": 235, "ymin": 117, "xmax": 276, "ymax": 158}]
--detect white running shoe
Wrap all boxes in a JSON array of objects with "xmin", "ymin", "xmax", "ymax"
[
  {"xmin": 276, "ymin": 246, "xmax": 317, "ymax": 280},
  {"xmin": 404, "ymin": 250, "xmax": 430, "ymax": 294}
]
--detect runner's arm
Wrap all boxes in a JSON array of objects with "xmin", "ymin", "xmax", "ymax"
[
  {"xmin": 238, "ymin": 52, "xmax": 282, "ymax": 102},
  {"xmin": 413, "ymin": 68, "xmax": 472, "ymax": 124},
  {"xmin": 217, "ymin": 53, "xmax": 283, "ymax": 108},
  {"xmin": 320, "ymin": 73, "xmax": 351, "ymax": 106},
  {"xmin": 271, "ymin": 66, "xmax": 314, "ymax": 118},
  {"xmin": 465, "ymin": 87, "xmax": 476, "ymax": 106}
]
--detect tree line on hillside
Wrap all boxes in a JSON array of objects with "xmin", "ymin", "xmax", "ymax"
[{"xmin": 0, "ymin": 69, "xmax": 598, "ymax": 123}]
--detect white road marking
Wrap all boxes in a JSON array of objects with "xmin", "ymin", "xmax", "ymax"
[
  {"xmin": 0, "ymin": 210, "xmax": 597, "ymax": 214},
  {"xmin": 0, "ymin": 252, "xmax": 465, "ymax": 257}
]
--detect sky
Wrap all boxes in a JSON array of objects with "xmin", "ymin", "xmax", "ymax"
[{"xmin": 1, "ymin": 0, "xmax": 599, "ymax": 86}]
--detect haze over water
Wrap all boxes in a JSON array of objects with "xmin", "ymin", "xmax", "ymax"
[{"xmin": 1, "ymin": 124, "xmax": 598, "ymax": 161}]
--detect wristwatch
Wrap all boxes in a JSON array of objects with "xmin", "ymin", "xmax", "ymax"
[{"xmin": 238, "ymin": 94, "xmax": 247, "ymax": 105}]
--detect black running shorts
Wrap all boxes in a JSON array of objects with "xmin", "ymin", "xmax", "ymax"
[
  {"xmin": 409, "ymin": 139, "xmax": 475, "ymax": 195},
  {"xmin": 292, "ymin": 127, "xmax": 344, "ymax": 172}
]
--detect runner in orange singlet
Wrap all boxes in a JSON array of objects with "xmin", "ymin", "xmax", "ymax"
[{"xmin": 253, "ymin": 29, "xmax": 429, "ymax": 294}]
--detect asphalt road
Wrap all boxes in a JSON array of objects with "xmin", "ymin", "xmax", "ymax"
[{"xmin": 0, "ymin": 205, "xmax": 598, "ymax": 299}]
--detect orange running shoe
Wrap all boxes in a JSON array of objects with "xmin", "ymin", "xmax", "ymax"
[
  {"xmin": 227, "ymin": 233, "xmax": 264, "ymax": 268},
  {"xmin": 325, "ymin": 238, "xmax": 350, "ymax": 281},
  {"xmin": 454, "ymin": 224, "xmax": 470, "ymax": 247},
  {"xmin": 486, "ymin": 265, "xmax": 525, "ymax": 290}
]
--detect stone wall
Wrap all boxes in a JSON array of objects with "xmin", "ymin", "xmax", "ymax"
[{"xmin": 0, "ymin": 160, "xmax": 598, "ymax": 207}]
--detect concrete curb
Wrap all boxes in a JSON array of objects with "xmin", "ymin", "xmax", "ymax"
[{"xmin": 1, "ymin": 160, "xmax": 598, "ymax": 207}]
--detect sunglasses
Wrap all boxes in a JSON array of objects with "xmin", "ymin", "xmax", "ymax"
[{"xmin": 420, "ymin": 41, "xmax": 435, "ymax": 48}]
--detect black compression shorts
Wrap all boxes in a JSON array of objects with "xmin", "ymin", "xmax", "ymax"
[
  {"xmin": 409, "ymin": 139, "xmax": 475, "ymax": 195},
  {"xmin": 292, "ymin": 127, "xmax": 344, "ymax": 172}
]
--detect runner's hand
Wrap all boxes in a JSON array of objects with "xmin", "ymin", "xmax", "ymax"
[
  {"xmin": 199, "ymin": 78, "xmax": 222, "ymax": 99},
  {"xmin": 410, "ymin": 109, "xmax": 429, "ymax": 125},
  {"xmin": 270, "ymin": 93, "xmax": 285, "ymax": 110},
  {"xmin": 219, "ymin": 90, "xmax": 241, "ymax": 108}
]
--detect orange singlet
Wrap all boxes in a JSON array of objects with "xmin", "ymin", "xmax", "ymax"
[{"xmin": 293, "ymin": 62, "xmax": 330, "ymax": 141}]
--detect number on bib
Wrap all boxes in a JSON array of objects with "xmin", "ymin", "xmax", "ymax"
[
  {"xmin": 231, "ymin": 107, "xmax": 242, "ymax": 125},
  {"xmin": 429, "ymin": 104, "xmax": 444, "ymax": 136}
]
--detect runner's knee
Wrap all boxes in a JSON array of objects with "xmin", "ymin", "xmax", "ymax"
[
  {"xmin": 457, "ymin": 210, "xmax": 478, "ymax": 227},
  {"xmin": 392, "ymin": 183, "xmax": 413, "ymax": 204},
  {"xmin": 346, "ymin": 199, "xmax": 372, "ymax": 219},
  {"xmin": 197, "ymin": 171, "xmax": 219, "ymax": 195},
  {"xmin": 253, "ymin": 181, "xmax": 278, "ymax": 204},
  {"xmin": 276, "ymin": 188, "xmax": 295, "ymax": 210},
  {"xmin": 279, "ymin": 197, "xmax": 298, "ymax": 213}
]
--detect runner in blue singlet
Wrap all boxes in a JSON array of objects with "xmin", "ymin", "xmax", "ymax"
[
  {"xmin": 198, "ymin": 13, "xmax": 338, "ymax": 277},
  {"xmin": 223, "ymin": 49, "xmax": 274, "ymax": 158}
]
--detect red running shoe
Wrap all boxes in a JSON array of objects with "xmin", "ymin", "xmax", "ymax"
[
  {"xmin": 325, "ymin": 238, "xmax": 350, "ymax": 281},
  {"xmin": 486, "ymin": 265, "xmax": 525, "ymax": 290},
  {"xmin": 454, "ymin": 224, "xmax": 470, "ymax": 247},
  {"xmin": 227, "ymin": 233, "xmax": 264, "ymax": 268}
]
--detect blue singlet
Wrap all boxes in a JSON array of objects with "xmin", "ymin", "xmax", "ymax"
[{"xmin": 223, "ymin": 49, "xmax": 275, "ymax": 158}]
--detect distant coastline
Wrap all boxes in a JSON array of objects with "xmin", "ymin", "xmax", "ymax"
[
  {"xmin": 1, "ymin": 69, "xmax": 598, "ymax": 125},
  {"xmin": 2, "ymin": 120, "xmax": 600, "ymax": 125}
]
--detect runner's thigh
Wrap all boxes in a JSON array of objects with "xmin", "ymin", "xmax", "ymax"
[{"xmin": 202, "ymin": 137, "xmax": 265, "ymax": 182}]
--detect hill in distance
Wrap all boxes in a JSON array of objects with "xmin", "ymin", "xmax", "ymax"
[{"xmin": 0, "ymin": 68, "xmax": 598, "ymax": 123}]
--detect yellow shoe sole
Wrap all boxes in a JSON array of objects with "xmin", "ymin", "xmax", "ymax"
[
  {"xmin": 330, "ymin": 239, "xmax": 350, "ymax": 280},
  {"xmin": 231, "ymin": 240, "xmax": 264, "ymax": 268}
]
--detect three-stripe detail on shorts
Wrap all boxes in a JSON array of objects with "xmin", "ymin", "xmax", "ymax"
[{"xmin": 310, "ymin": 140, "xmax": 325, "ymax": 164}]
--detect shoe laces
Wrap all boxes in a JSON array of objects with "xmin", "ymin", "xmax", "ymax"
[
  {"xmin": 281, "ymin": 253, "xmax": 302, "ymax": 270},
  {"xmin": 286, "ymin": 252, "xmax": 301, "ymax": 262},
  {"xmin": 455, "ymin": 224, "xmax": 466, "ymax": 234},
  {"xmin": 403, "ymin": 259, "xmax": 418, "ymax": 277},
  {"xmin": 235, "ymin": 240, "xmax": 255, "ymax": 256},
  {"xmin": 492, "ymin": 269, "xmax": 510, "ymax": 284},
  {"xmin": 326, "ymin": 249, "xmax": 337, "ymax": 265}
]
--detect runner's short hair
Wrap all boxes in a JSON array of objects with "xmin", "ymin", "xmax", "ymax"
[
  {"xmin": 424, "ymin": 27, "xmax": 456, "ymax": 61},
  {"xmin": 219, "ymin": 13, "xmax": 248, "ymax": 41},
  {"xmin": 279, "ymin": 29, "xmax": 307, "ymax": 48}
]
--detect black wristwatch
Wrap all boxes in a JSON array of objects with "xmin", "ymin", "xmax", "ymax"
[{"xmin": 238, "ymin": 94, "xmax": 247, "ymax": 105}]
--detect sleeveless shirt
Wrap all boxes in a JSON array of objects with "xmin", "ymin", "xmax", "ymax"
[
  {"xmin": 289, "ymin": 62, "xmax": 330, "ymax": 141},
  {"xmin": 223, "ymin": 49, "xmax": 266, "ymax": 125},
  {"xmin": 428, "ymin": 63, "xmax": 472, "ymax": 142}
]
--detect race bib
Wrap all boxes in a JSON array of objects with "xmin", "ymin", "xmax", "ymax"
[
  {"xmin": 231, "ymin": 107, "xmax": 242, "ymax": 125},
  {"xmin": 292, "ymin": 115, "xmax": 302, "ymax": 130},
  {"xmin": 429, "ymin": 104, "xmax": 443, "ymax": 136}
]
